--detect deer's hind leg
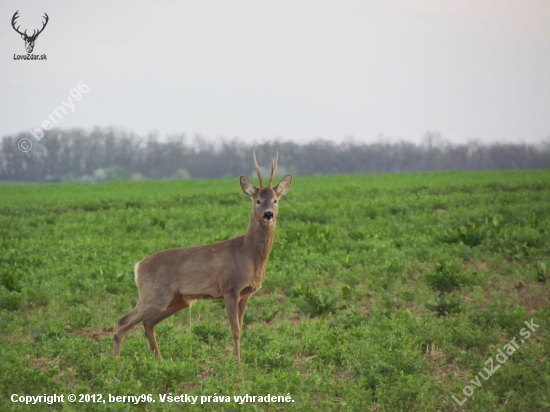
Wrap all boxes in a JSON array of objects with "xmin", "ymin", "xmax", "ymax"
[
  {"xmin": 237, "ymin": 295, "xmax": 250, "ymax": 330},
  {"xmin": 237, "ymin": 286, "xmax": 255, "ymax": 330},
  {"xmin": 113, "ymin": 291, "xmax": 174, "ymax": 357},
  {"xmin": 142, "ymin": 293, "xmax": 190, "ymax": 360}
]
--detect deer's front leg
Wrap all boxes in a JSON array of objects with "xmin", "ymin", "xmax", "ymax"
[{"xmin": 225, "ymin": 294, "xmax": 241, "ymax": 364}]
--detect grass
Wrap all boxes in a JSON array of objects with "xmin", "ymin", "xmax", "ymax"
[{"xmin": 1, "ymin": 169, "xmax": 549, "ymax": 411}]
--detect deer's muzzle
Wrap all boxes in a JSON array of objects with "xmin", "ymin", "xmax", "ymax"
[{"xmin": 263, "ymin": 211, "xmax": 274, "ymax": 220}]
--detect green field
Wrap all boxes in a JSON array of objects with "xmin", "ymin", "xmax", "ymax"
[{"xmin": 1, "ymin": 170, "xmax": 549, "ymax": 411}]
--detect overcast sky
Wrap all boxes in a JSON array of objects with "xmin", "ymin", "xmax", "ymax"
[{"xmin": 1, "ymin": 0, "xmax": 549, "ymax": 145}]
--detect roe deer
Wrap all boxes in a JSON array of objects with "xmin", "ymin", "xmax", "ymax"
[{"xmin": 113, "ymin": 152, "xmax": 292, "ymax": 363}]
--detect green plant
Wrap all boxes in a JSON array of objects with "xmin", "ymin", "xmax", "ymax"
[
  {"xmin": 505, "ymin": 242, "xmax": 530, "ymax": 261},
  {"xmin": 1, "ymin": 271, "xmax": 22, "ymax": 293},
  {"xmin": 192, "ymin": 324, "xmax": 225, "ymax": 344},
  {"xmin": 341, "ymin": 285, "xmax": 353, "ymax": 300},
  {"xmin": 243, "ymin": 309, "xmax": 280, "ymax": 324},
  {"xmin": 535, "ymin": 261, "xmax": 548, "ymax": 282},
  {"xmin": 425, "ymin": 294, "xmax": 462, "ymax": 317},
  {"xmin": 280, "ymin": 224, "xmax": 332, "ymax": 255},
  {"xmin": 439, "ymin": 221, "xmax": 486, "ymax": 246},
  {"xmin": 290, "ymin": 285, "xmax": 343, "ymax": 318},
  {"xmin": 424, "ymin": 261, "xmax": 473, "ymax": 293},
  {"xmin": 0, "ymin": 288, "xmax": 23, "ymax": 311}
]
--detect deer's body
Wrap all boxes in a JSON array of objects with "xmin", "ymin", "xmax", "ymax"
[
  {"xmin": 113, "ymin": 153, "xmax": 291, "ymax": 363},
  {"xmin": 135, "ymin": 222, "xmax": 273, "ymax": 301}
]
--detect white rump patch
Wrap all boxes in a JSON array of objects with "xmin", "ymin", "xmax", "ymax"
[{"xmin": 134, "ymin": 262, "xmax": 140, "ymax": 284}]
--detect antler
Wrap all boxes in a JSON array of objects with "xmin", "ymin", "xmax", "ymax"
[
  {"xmin": 253, "ymin": 150, "xmax": 264, "ymax": 189},
  {"xmin": 11, "ymin": 11, "xmax": 26, "ymax": 36},
  {"xmin": 30, "ymin": 13, "xmax": 49, "ymax": 39},
  {"xmin": 268, "ymin": 152, "xmax": 279, "ymax": 188},
  {"xmin": 11, "ymin": 11, "xmax": 49, "ymax": 40}
]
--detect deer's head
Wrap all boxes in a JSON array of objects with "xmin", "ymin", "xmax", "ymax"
[
  {"xmin": 240, "ymin": 152, "xmax": 292, "ymax": 226},
  {"xmin": 12, "ymin": 11, "xmax": 49, "ymax": 54}
]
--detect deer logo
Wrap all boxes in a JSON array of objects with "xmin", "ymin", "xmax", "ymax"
[{"xmin": 11, "ymin": 11, "xmax": 49, "ymax": 54}]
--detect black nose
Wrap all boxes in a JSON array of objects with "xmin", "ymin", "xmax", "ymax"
[{"xmin": 264, "ymin": 211, "xmax": 274, "ymax": 220}]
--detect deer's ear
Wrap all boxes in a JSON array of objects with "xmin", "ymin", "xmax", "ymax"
[
  {"xmin": 274, "ymin": 174, "xmax": 292, "ymax": 197},
  {"xmin": 240, "ymin": 175, "xmax": 258, "ymax": 197}
]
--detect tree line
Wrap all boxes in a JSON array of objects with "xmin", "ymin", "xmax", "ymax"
[{"xmin": 1, "ymin": 128, "xmax": 549, "ymax": 182}]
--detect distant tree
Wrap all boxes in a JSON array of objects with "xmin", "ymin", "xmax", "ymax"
[{"xmin": 1, "ymin": 128, "xmax": 549, "ymax": 182}]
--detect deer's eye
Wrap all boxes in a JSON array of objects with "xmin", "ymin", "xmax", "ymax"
[
  {"xmin": 256, "ymin": 199, "xmax": 261, "ymax": 204},
  {"xmin": 273, "ymin": 199, "xmax": 278, "ymax": 204}
]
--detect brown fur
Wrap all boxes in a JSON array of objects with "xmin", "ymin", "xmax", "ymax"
[{"xmin": 113, "ymin": 153, "xmax": 292, "ymax": 363}]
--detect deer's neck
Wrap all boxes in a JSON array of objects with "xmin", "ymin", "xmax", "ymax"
[{"xmin": 244, "ymin": 219, "xmax": 275, "ymax": 267}]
